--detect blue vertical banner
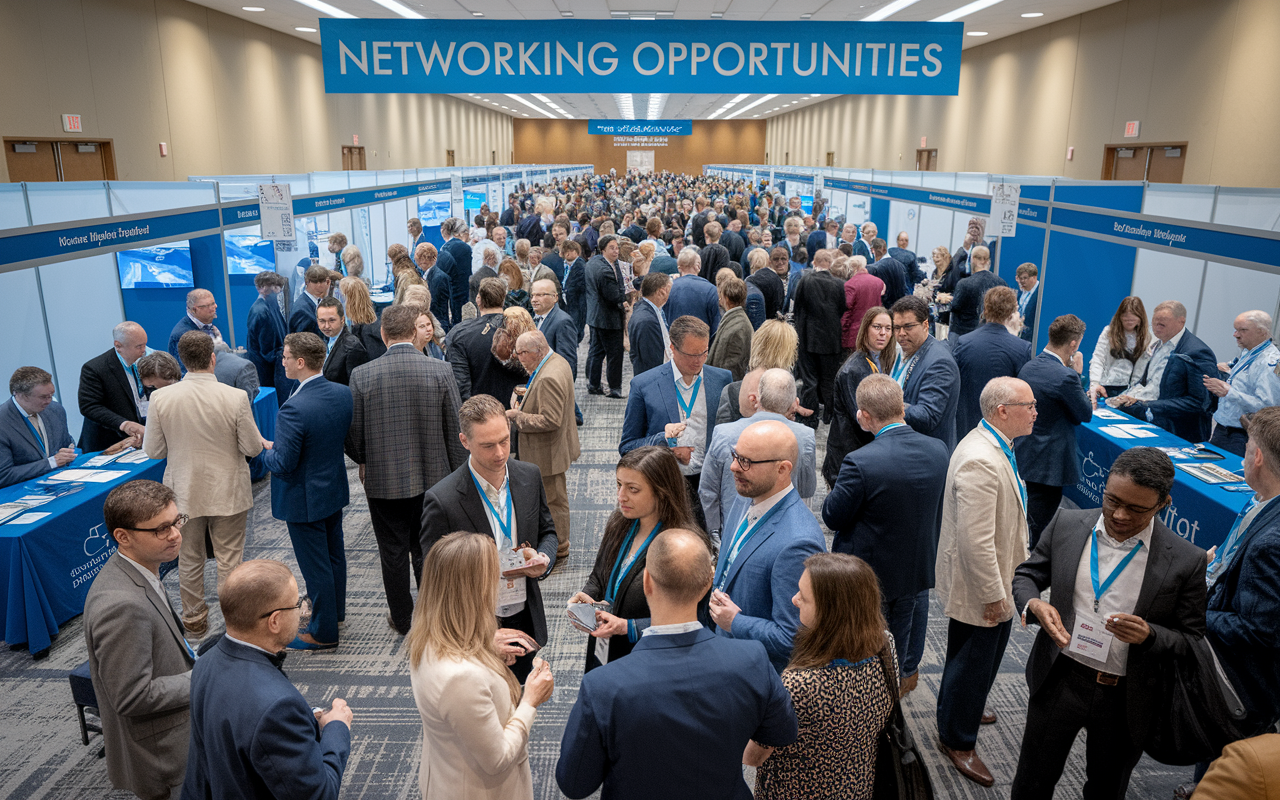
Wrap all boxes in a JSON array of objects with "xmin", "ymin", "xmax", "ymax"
[{"xmin": 319, "ymin": 20, "xmax": 963, "ymax": 95}]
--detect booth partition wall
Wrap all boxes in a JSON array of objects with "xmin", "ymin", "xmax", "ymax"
[{"xmin": 0, "ymin": 165, "xmax": 591, "ymax": 438}]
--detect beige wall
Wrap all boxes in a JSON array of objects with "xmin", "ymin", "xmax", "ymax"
[
  {"xmin": 0, "ymin": 0, "xmax": 513, "ymax": 183},
  {"xmin": 514, "ymin": 119, "xmax": 766, "ymax": 176},
  {"xmin": 766, "ymin": 0, "xmax": 1280, "ymax": 187}
]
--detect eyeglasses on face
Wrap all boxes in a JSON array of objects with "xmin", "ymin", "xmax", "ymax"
[
  {"xmin": 868, "ymin": 323, "xmax": 893, "ymax": 333},
  {"xmin": 1102, "ymin": 494, "xmax": 1164, "ymax": 517},
  {"xmin": 892, "ymin": 321, "xmax": 924, "ymax": 333},
  {"xmin": 730, "ymin": 447, "xmax": 782, "ymax": 472},
  {"xmin": 127, "ymin": 513, "xmax": 189, "ymax": 538},
  {"xmin": 1000, "ymin": 401, "xmax": 1038, "ymax": 410},
  {"xmin": 673, "ymin": 345, "xmax": 710, "ymax": 359},
  {"xmin": 259, "ymin": 595, "xmax": 309, "ymax": 619}
]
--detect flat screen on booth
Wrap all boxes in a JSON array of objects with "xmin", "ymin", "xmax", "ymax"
[
  {"xmin": 418, "ymin": 196, "xmax": 450, "ymax": 225},
  {"xmin": 117, "ymin": 241, "xmax": 194, "ymax": 289},
  {"xmin": 224, "ymin": 228, "xmax": 276, "ymax": 274}
]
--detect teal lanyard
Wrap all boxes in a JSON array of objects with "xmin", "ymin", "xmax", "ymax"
[
  {"xmin": 1089, "ymin": 529, "xmax": 1145, "ymax": 613},
  {"xmin": 714, "ymin": 501, "xmax": 785, "ymax": 590},
  {"xmin": 890, "ymin": 353, "xmax": 917, "ymax": 386},
  {"xmin": 875, "ymin": 422, "xmax": 906, "ymax": 438},
  {"xmin": 21, "ymin": 412, "xmax": 47, "ymax": 456},
  {"xmin": 525, "ymin": 352, "xmax": 552, "ymax": 394},
  {"xmin": 675, "ymin": 375, "xmax": 702, "ymax": 420},
  {"xmin": 605, "ymin": 520, "xmax": 662, "ymax": 603},
  {"xmin": 1228, "ymin": 341, "xmax": 1272, "ymax": 382},
  {"xmin": 470, "ymin": 472, "xmax": 514, "ymax": 547},
  {"xmin": 116, "ymin": 352, "xmax": 144, "ymax": 397},
  {"xmin": 980, "ymin": 420, "xmax": 1027, "ymax": 513},
  {"xmin": 1207, "ymin": 497, "xmax": 1260, "ymax": 584}
]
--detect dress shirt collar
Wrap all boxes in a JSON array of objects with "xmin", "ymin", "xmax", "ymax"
[
  {"xmin": 119, "ymin": 551, "xmax": 166, "ymax": 600},
  {"xmin": 644, "ymin": 297, "xmax": 665, "ymax": 319},
  {"xmin": 671, "ymin": 359, "xmax": 703, "ymax": 389},
  {"xmin": 387, "ymin": 341, "xmax": 417, "ymax": 350},
  {"xmin": 1155, "ymin": 327, "xmax": 1186, "ymax": 353},
  {"xmin": 187, "ymin": 312, "xmax": 213, "ymax": 330},
  {"xmin": 1092, "ymin": 512, "xmax": 1155, "ymax": 550},
  {"xmin": 642, "ymin": 621, "xmax": 704, "ymax": 637},
  {"xmin": 1044, "ymin": 348, "xmax": 1067, "ymax": 366},
  {"xmin": 223, "ymin": 632, "xmax": 279, "ymax": 657},
  {"xmin": 468, "ymin": 457, "xmax": 509, "ymax": 498},
  {"xmin": 294, "ymin": 373, "xmax": 323, "ymax": 391},
  {"xmin": 11, "ymin": 395, "xmax": 38, "ymax": 418},
  {"xmin": 748, "ymin": 483, "xmax": 792, "ymax": 519}
]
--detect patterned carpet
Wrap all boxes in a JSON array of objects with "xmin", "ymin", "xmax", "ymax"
[{"xmin": 0, "ymin": 342, "xmax": 1193, "ymax": 800}]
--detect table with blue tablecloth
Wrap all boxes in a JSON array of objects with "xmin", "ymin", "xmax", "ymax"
[
  {"xmin": 1065, "ymin": 409, "xmax": 1249, "ymax": 551},
  {"xmin": 250, "ymin": 387, "xmax": 277, "ymax": 481},
  {"xmin": 0, "ymin": 454, "xmax": 166, "ymax": 655}
]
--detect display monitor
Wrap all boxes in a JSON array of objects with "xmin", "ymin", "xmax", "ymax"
[
  {"xmin": 224, "ymin": 228, "xmax": 276, "ymax": 274},
  {"xmin": 418, "ymin": 195, "xmax": 450, "ymax": 225},
  {"xmin": 117, "ymin": 241, "xmax": 193, "ymax": 289}
]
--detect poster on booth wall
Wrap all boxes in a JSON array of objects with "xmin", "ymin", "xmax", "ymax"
[
  {"xmin": 990, "ymin": 183, "xmax": 1020, "ymax": 237},
  {"xmin": 258, "ymin": 184, "xmax": 295, "ymax": 242}
]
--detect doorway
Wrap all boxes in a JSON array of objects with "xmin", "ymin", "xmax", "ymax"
[
  {"xmin": 446, "ymin": 150, "xmax": 456, "ymax": 167},
  {"xmin": 1102, "ymin": 143, "xmax": 1187, "ymax": 183},
  {"xmin": 916, "ymin": 149, "xmax": 938, "ymax": 171},
  {"xmin": 825, "ymin": 152, "xmax": 836, "ymax": 167},
  {"xmin": 5, "ymin": 137, "xmax": 116, "ymax": 182},
  {"xmin": 341, "ymin": 146, "xmax": 366, "ymax": 170}
]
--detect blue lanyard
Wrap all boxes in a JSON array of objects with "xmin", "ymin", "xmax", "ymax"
[
  {"xmin": 525, "ymin": 352, "xmax": 552, "ymax": 394},
  {"xmin": 470, "ymin": 472, "xmax": 514, "ymax": 547},
  {"xmin": 1228, "ymin": 341, "xmax": 1272, "ymax": 382},
  {"xmin": 980, "ymin": 420, "xmax": 1027, "ymax": 513},
  {"xmin": 1018, "ymin": 288, "xmax": 1033, "ymax": 315},
  {"xmin": 890, "ymin": 353, "xmax": 916, "ymax": 385},
  {"xmin": 1089, "ymin": 529, "xmax": 1145, "ymax": 613},
  {"xmin": 605, "ymin": 520, "xmax": 662, "ymax": 603},
  {"xmin": 714, "ymin": 500, "xmax": 785, "ymax": 590},
  {"xmin": 874, "ymin": 422, "xmax": 906, "ymax": 438},
  {"xmin": 21, "ymin": 411, "xmax": 46, "ymax": 456},
  {"xmin": 116, "ymin": 352, "xmax": 144, "ymax": 397},
  {"xmin": 675, "ymin": 375, "xmax": 702, "ymax": 421},
  {"xmin": 1207, "ymin": 497, "xmax": 1261, "ymax": 584}
]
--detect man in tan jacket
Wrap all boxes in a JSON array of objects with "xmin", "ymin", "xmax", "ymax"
[
  {"xmin": 144, "ymin": 330, "xmax": 263, "ymax": 636},
  {"xmin": 934, "ymin": 376, "xmax": 1036, "ymax": 787},
  {"xmin": 507, "ymin": 331, "xmax": 579, "ymax": 561}
]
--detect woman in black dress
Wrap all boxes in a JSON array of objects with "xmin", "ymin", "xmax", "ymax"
[{"xmin": 569, "ymin": 446, "xmax": 703, "ymax": 672}]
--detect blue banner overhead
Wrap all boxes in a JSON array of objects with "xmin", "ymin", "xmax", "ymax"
[
  {"xmin": 319, "ymin": 20, "xmax": 963, "ymax": 95},
  {"xmin": 589, "ymin": 120, "xmax": 693, "ymax": 136}
]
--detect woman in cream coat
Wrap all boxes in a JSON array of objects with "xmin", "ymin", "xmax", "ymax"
[{"xmin": 407, "ymin": 532, "xmax": 555, "ymax": 800}]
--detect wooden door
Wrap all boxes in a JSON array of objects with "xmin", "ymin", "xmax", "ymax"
[
  {"xmin": 341, "ymin": 146, "xmax": 366, "ymax": 170},
  {"xmin": 916, "ymin": 149, "xmax": 938, "ymax": 170},
  {"xmin": 6, "ymin": 140, "xmax": 58, "ymax": 182},
  {"xmin": 825, "ymin": 152, "xmax": 835, "ymax": 167},
  {"xmin": 58, "ymin": 142, "xmax": 107, "ymax": 181},
  {"xmin": 1148, "ymin": 145, "xmax": 1186, "ymax": 184},
  {"xmin": 446, "ymin": 149, "xmax": 455, "ymax": 167},
  {"xmin": 1111, "ymin": 146, "xmax": 1149, "ymax": 180}
]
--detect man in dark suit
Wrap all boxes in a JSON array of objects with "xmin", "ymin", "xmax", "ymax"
[
  {"xmin": 558, "ymin": 240, "xmax": 587, "ymax": 336},
  {"xmin": 1113, "ymin": 300, "xmax": 1218, "ymax": 442},
  {"xmin": 791, "ymin": 249, "xmax": 846, "ymax": 426},
  {"xmin": 1014, "ymin": 262, "xmax": 1040, "ymax": 343},
  {"xmin": 415, "ymin": 243, "xmax": 454, "ymax": 333},
  {"xmin": 168, "ymin": 288, "xmax": 222, "ymax": 368},
  {"xmin": 805, "ymin": 218, "xmax": 840, "ymax": 261},
  {"xmin": 289, "ymin": 266, "xmax": 331, "ymax": 336},
  {"xmin": 315, "ymin": 298, "xmax": 368, "ymax": 387},
  {"xmin": 748, "ymin": 247, "xmax": 788, "ymax": 321},
  {"xmin": 538, "ymin": 222, "xmax": 569, "ymax": 283},
  {"xmin": 531, "ymin": 277, "xmax": 582, "ymax": 426},
  {"xmin": 345, "ymin": 304, "xmax": 467, "ymax": 635},
  {"xmin": 822, "ymin": 375, "xmax": 949, "ymax": 691},
  {"xmin": 257, "ymin": 333, "xmax": 353, "ymax": 649},
  {"xmin": 421, "ymin": 394, "xmax": 558, "ymax": 682},
  {"xmin": 245, "ymin": 271, "xmax": 292, "ymax": 406},
  {"xmin": 948, "ymin": 246, "xmax": 1008, "ymax": 339},
  {"xmin": 664, "ymin": 249, "xmax": 721, "ymax": 337},
  {"xmin": 1012, "ymin": 447, "xmax": 1207, "ymax": 798},
  {"xmin": 78, "ymin": 321, "xmax": 149, "ymax": 452},
  {"xmin": 628, "ymin": 272, "xmax": 671, "ymax": 378},
  {"xmin": 953, "ymin": 287, "xmax": 1034, "ymax": 435},
  {"xmin": 1017, "ymin": 314, "xmax": 1092, "ymax": 548},
  {"xmin": 584, "ymin": 234, "xmax": 630, "ymax": 398},
  {"xmin": 891, "ymin": 296, "xmax": 962, "ymax": 451},
  {"xmin": 445, "ymin": 278, "xmax": 526, "ymax": 407},
  {"xmin": 500, "ymin": 195, "xmax": 520, "ymax": 227},
  {"xmin": 557, "ymin": 528, "xmax": 797, "ymax": 800},
  {"xmin": 0, "ymin": 366, "xmax": 76, "ymax": 489},
  {"xmin": 440, "ymin": 217, "xmax": 474, "ymax": 326},
  {"xmin": 868, "ymin": 238, "xmax": 911, "ymax": 310},
  {"xmin": 697, "ymin": 221, "xmax": 735, "ymax": 280},
  {"xmin": 212, "ymin": 341, "xmax": 261, "ymax": 404},
  {"xmin": 183, "ymin": 560, "xmax": 353, "ymax": 799},
  {"xmin": 84, "ymin": 480, "xmax": 194, "ymax": 800},
  {"xmin": 890, "ymin": 230, "xmax": 925, "ymax": 286}
]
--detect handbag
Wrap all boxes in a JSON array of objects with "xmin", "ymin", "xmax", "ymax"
[
  {"xmin": 1144, "ymin": 636, "xmax": 1250, "ymax": 765},
  {"xmin": 873, "ymin": 644, "xmax": 935, "ymax": 800}
]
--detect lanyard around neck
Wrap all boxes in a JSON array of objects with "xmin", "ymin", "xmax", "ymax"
[
  {"xmin": 1089, "ymin": 530, "xmax": 1144, "ymax": 613},
  {"xmin": 470, "ymin": 471, "xmax": 513, "ymax": 547},
  {"xmin": 675, "ymin": 375, "xmax": 702, "ymax": 420},
  {"xmin": 980, "ymin": 419, "xmax": 1026, "ymax": 513},
  {"xmin": 606, "ymin": 520, "xmax": 662, "ymax": 603},
  {"xmin": 714, "ymin": 500, "xmax": 784, "ymax": 590},
  {"xmin": 1229, "ymin": 341, "xmax": 1272, "ymax": 382}
]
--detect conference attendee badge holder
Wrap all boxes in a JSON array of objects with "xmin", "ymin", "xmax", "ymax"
[
  {"xmin": 1068, "ymin": 611, "xmax": 1114, "ymax": 663},
  {"xmin": 498, "ymin": 549, "xmax": 527, "ymax": 610},
  {"xmin": 595, "ymin": 631, "xmax": 610, "ymax": 666}
]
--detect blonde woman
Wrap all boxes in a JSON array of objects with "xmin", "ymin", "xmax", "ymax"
[
  {"xmin": 407, "ymin": 532, "xmax": 555, "ymax": 800},
  {"xmin": 340, "ymin": 245, "xmax": 365, "ymax": 282},
  {"xmin": 340, "ymin": 276, "xmax": 385, "ymax": 359},
  {"xmin": 716, "ymin": 319, "xmax": 802, "ymax": 424},
  {"xmin": 398, "ymin": 284, "xmax": 447, "ymax": 353}
]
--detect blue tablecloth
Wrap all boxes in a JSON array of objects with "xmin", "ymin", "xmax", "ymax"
[
  {"xmin": 250, "ymin": 387, "xmax": 277, "ymax": 481},
  {"xmin": 1065, "ymin": 412, "xmax": 1249, "ymax": 551},
  {"xmin": 0, "ymin": 454, "xmax": 166, "ymax": 654}
]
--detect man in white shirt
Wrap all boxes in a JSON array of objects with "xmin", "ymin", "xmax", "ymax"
[{"xmin": 1203, "ymin": 309, "xmax": 1280, "ymax": 456}]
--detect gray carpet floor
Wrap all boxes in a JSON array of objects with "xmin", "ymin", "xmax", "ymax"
[{"xmin": 0, "ymin": 342, "xmax": 1193, "ymax": 799}]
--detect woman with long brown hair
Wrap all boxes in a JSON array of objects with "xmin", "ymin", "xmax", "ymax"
[
  {"xmin": 339, "ymin": 276, "xmax": 385, "ymax": 359},
  {"xmin": 1088, "ymin": 295, "xmax": 1151, "ymax": 406},
  {"xmin": 823, "ymin": 307, "xmax": 898, "ymax": 487},
  {"xmin": 746, "ymin": 553, "xmax": 895, "ymax": 799},
  {"xmin": 407, "ymin": 532, "xmax": 555, "ymax": 800},
  {"xmin": 568, "ymin": 446, "xmax": 704, "ymax": 672}
]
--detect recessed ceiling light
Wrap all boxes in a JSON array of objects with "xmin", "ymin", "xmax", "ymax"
[
  {"xmin": 471, "ymin": 10, "xmax": 484, "ymax": 16},
  {"xmin": 1021, "ymin": 11, "xmax": 1044, "ymax": 17},
  {"xmin": 710, "ymin": 11, "xmax": 723, "ymax": 17},
  {"xmin": 560, "ymin": 10, "xmax": 573, "ymax": 16},
  {"xmin": 966, "ymin": 30, "xmax": 989, "ymax": 35},
  {"xmin": 295, "ymin": 26, "xmax": 317, "ymax": 32},
  {"xmin": 367, "ymin": 0, "xmax": 425, "ymax": 18},
  {"xmin": 799, "ymin": 12, "xmax": 812, "ymax": 19},
  {"xmin": 242, "ymin": 6, "xmax": 265, "ymax": 10}
]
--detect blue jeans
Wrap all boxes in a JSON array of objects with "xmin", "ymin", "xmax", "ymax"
[{"xmin": 884, "ymin": 590, "xmax": 931, "ymax": 676}]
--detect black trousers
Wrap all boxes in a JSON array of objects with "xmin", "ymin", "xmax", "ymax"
[
  {"xmin": 936, "ymin": 617, "xmax": 1012, "ymax": 751},
  {"xmin": 587, "ymin": 326, "xmax": 624, "ymax": 392},
  {"xmin": 1025, "ymin": 482, "xmax": 1064, "ymax": 550},
  {"xmin": 796, "ymin": 349, "xmax": 843, "ymax": 427},
  {"xmin": 1209, "ymin": 425, "xmax": 1247, "ymax": 457},
  {"xmin": 367, "ymin": 494, "xmax": 425, "ymax": 635},
  {"xmin": 1011, "ymin": 657, "xmax": 1144, "ymax": 800},
  {"xmin": 498, "ymin": 605, "xmax": 537, "ymax": 683}
]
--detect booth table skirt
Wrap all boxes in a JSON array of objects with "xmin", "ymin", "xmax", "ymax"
[
  {"xmin": 250, "ymin": 387, "xmax": 278, "ymax": 481},
  {"xmin": 0, "ymin": 455, "xmax": 166, "ymax": 655},
  {"xmin": 1065, "ymin": 414, "xmax": 1249, "ymax": 551}
]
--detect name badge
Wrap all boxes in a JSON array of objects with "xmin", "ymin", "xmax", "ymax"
[
  {"xmin": 594, "ymin": 635, "xmax": 609, "ymax": 666},
  {"xmin": 1067, "ymin": 611, "xmax": 1114, "ymax": 663},
  {"xmin": 497, "ymin": 550, "xmax": 527, "ymax": 614},
  {"xmin": 137, "ymin": 398, "xmax": 149, "ymax": 420}
]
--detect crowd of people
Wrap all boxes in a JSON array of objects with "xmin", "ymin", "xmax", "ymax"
[{"xmin": 5, "ymin": 169, "xmax": 1280, "ymax": 800}]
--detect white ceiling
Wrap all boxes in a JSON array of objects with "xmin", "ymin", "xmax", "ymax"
[{"xmin": 187, "ymin": 0, "xmax": 1120, "ymax": 119}]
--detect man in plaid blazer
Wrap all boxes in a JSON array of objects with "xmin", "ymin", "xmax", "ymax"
[{"xmin": 345, "ymin": 303, "xmax": 467, "ymax": 635}]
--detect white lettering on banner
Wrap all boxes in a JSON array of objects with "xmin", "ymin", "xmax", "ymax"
[
  {"xmin": 589, "ymin": 42, "xmax": 618, "ymax": 75},
  {"xmin": 634, "ymin": 42, "xmax": 664, "ymax": 75},
  {"xmin": 1159, "ymin": 504, "xmax": 1201, "ymax": 544},
  {"xmin": 58, "ymin": 224, "xmax": 153, "ymax": 249},
  {"xmin": 1111, "ymin": 221, "xmax": 1188, "ymax": 245},
  {"xmin": 613, "ymin": 136, "xmax": 669, "ymax": 147}
]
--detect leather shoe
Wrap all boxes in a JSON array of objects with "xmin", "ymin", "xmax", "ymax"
[
  {"xmin": 938, "ymin": 742, "xmax": 995, "ymax": 787},
  {"xmin": 287, "ymin": 636, "xmax": 338, "ymax": 651},
  {"xmin": 386, "ymin": 613, "xmax": 409, "ymax": 636},
  {"xmin": 981, "ymin": 709, "xmax": 997, "ymax": 725},
  {"xmin": 898, "ymin": 671, "xmax": 918, "ymax": 697},
  {"xmin": 606, "ymin": 390, "xmax": 623, "ymax": 399},
  {"xmin": 587, "ymin": 385, "xmax": 605, "ymax": 396}
]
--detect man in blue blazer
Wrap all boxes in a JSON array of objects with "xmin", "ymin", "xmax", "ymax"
[
  {"xmin": 620, "ymin": 316, "xmax": 732, "ymax": 530},
  {"xmin": 440, "ymin": 217, "xmax": 474, "ymax": 326},
  {"xmin": 710, "ymin": 421, "xmax": 827, "ymax": 673},
  {"xmin": 558, "ymin": 240, "xmax": 588, "ymax": 341},
  {"xmin": 557, "ymin": 528, "xmax": 797, "ymax": 800},
  {"xmin": 664, "ymin": 251, "xmax": 721, "ymax": 338},
  {"xmin": 805, "ymin": 218, "xmax": 839, "ymax": 261},
  {"xmin": 628, "ymin": 273, "xmax": 671, "ymax": 378},
  {"xmin": 891, "ymin": 296, "xmax": 962, "ymax": 451},
  {"xmin": 168, "ymin": 288, "xmax": 222, "ymax": 370},
  {"xmin": 183, "ymin": 560, "xmax": 353, "ymax": 800},
  {"xmin": 289, "ymin": 266, "xmax": 331, "ymax": 337},
  {"xmin": 256, "ymin": 333, "xmax": 353, "ymax": 649},
  {"xmin": 822, "ymin": 375, "xmax": 949, "ymax": 689},
  {"xmin": 1014, "ymin": 263, "xmax": 1040, "ymax": 343},
  {"xmin": 415, "ymin": 243, "xmax": 454, "ymax": 333},
  {"xmin": 1115, "ymin": 300, "xmax": 1218, "ymax": 442},
  {"xmin": 246, "ymin": 271, "xmax": 293, "ymax": 407},
  {"xmin": 953, "ymin": 287, "xmax": 1034, "ymax": 435},
  {"xmin": 1016, "ymin": 315, "xmax": 1092, "ymax": 548},
  {"xmin": 1, "ymin": 366, "xmax": 75, "ymax": 489}
]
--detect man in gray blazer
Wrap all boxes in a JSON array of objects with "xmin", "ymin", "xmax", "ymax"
[
  {"xmin": 84, "ymin": 479, "xmax": 195, "ymax": 800},
  {"xmin": 212, "ymin": 341, "xmax": 260, "ymax": 404},
  {"xmin": 345, "ymin": 303, "xmax": 468, "ymax": 635}
]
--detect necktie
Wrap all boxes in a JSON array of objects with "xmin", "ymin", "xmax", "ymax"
[
  {"xmin": 267, "ymin": 650, "xmax": 288, "ymax": 674},
  {"xmin": 28, "ymin": 414, "xmax": 47, "ymax": 455},
  {"xmin": 202, "ymin": 324, "xmax": 214, "ymax": 335},
  {"xmin": 535, "ymin": 315, "xmax": 545, "ymax": 328}
]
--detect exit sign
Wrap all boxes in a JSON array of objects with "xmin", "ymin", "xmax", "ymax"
[
  {"xmin": 62, "ymin": 114, "xmax": 82, "ymax": 133},
  {"xmin": 1124, "ymin": 120, "xmax": 1140, "ymax": 138}
]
